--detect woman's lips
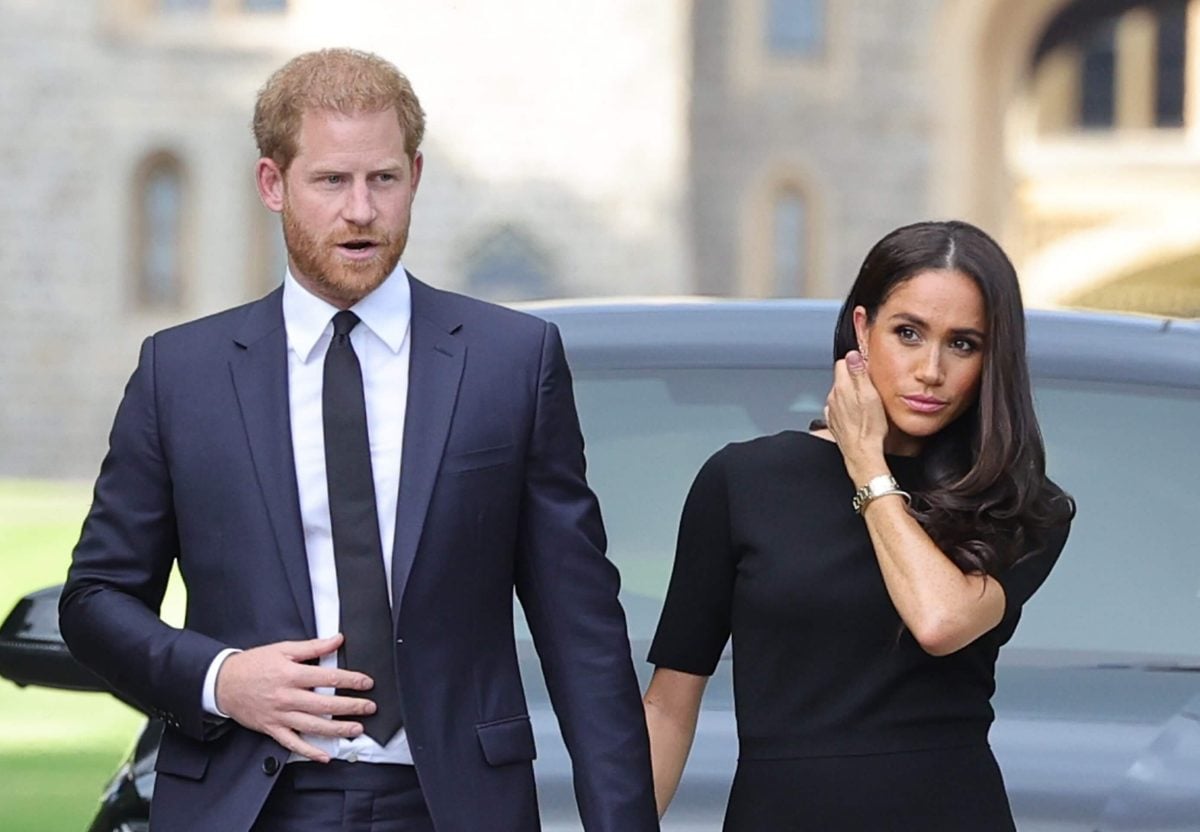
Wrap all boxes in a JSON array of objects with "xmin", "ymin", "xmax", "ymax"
[{"xmin": 902, "ymin": 395, "xmax": 948, "ymax": 414}]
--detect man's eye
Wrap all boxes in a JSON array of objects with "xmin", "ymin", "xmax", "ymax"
[{"xmin": 324, "ymin": 175, "xmax": 342, "ymax": 185}]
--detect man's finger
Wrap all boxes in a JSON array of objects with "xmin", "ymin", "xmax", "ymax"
[
  {"xmin": 280, "ymin": 634, "xmax": 344, "ymax": 662},
  {"xmin": 269, "ymin": 725, "xmax": 331, "ymax": 764},
  {"xmin": 290, "ymin": 664, "xmax": 374, "ymax": 692},
  {"xmin": 291, "ymin": 689, "xmax": 378, "ymax": 718},
  {"xmin": 282, "ymin": 710, "xmax": 366, "ymax": 740}
]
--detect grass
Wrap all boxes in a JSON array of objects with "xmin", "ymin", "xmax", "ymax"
[{"xmin": 0, "ymin": 480, "xmax": 150, "ymax": 832}]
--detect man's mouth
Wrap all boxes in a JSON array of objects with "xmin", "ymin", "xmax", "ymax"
[{"xmin": 336, "ymin": 239, "xmax": 380, "ymax": 259}]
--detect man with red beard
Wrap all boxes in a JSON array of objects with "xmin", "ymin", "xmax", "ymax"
[{"xmin": 60, "ymin": 49, "xmax": 658, "ymax": 832}]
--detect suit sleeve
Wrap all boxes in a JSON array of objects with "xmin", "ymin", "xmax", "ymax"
[
  {"xmin": 59, "ymin": 335, "xmax": 227, "ymax": 740},
  {"xmin": 513, "ymin": 322, "xmax": 659, "ymax": 832}
]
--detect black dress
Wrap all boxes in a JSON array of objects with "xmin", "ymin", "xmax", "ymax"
[{"xmin": 648, "ymin": 431, "xmax": 1070, "ymax": 832}]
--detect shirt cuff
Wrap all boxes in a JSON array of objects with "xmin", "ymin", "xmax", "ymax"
[{"xmin": 202, "ymin": 648, "xmax": 241, "ymax": 718}]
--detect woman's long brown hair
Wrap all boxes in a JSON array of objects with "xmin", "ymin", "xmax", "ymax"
[{"xmin": 832, "ymin": 220, "xmax": 1075, "ymax": 576}]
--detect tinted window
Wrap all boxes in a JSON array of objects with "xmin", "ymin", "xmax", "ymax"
[
  {"xmin": 518, "ymin": 366, "xmax": 1199, "ymax": 663},
  {"xmin": 1013, "ymin": 380, "xmax": 1200, "ymax": 658},
  {"xmin": 574, "ymin": 367, "xmax": 832, "ymax": 640}
]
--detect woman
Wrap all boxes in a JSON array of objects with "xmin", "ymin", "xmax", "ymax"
[{"xmin": 643, "ymin": 220, "xmax": 1075, "ymax": 831}]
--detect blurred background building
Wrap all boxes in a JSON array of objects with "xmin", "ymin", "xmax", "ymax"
[{"xmin": 2, "ymin": 0, "xmax": 1199, "ymax": 477}]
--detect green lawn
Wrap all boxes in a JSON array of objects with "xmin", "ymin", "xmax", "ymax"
[{"xmin": 0, "ymin": 480, "xmax": 149, "ymax": 831}]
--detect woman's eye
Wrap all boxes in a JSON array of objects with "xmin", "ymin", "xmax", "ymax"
[
  {"xmin": 952, "ymin": 338, "xmax": 978, "ymax": 353},
  {"xmin": 896, "ymin": 326, "xmax": 919, "ymax": 342}
]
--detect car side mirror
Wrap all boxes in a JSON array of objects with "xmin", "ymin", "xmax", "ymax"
[{"xmin": 0, "ymin": 584, "xmax": 110, "ymax": 693}]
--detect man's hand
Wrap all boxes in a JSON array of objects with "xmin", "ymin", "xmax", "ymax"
[{"xmin": 215, "ymin": 633, "xmax": 376, "ymax": 763}]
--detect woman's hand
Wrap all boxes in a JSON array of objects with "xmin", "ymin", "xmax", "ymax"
[{"xmin": 824, "ymin": 350, "xmax": 889, "ymax": 483}]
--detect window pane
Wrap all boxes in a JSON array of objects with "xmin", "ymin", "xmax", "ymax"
[
  {"xmin": 141, "ymin": 163, "xmax": 183, "ymax": 307},
  {"xmin": 767, "ymin": 0, "xmax": 825, "ymax": 57},
  {"xmin": 772, "ymin": 192, "xmax": 807, "ymax": 297},
  {"xmin": 572, "ymin": 368, "xmax": 830, "ymax": 642},
  {"xmin": 465, "ymin": 227, "xmax": 555, "ymax": 301},
  {"xmin": 1012, "ymin": 381, "xmax": 1200, "ymax": 659},
  {"xmin": 555, "ymin": 367, "xmax": 1200, "ymax": 661},
  {"xmin": 242, "ymin": 0, "xmax": 287, "ymax": 11},
  {"xmin": 159, "ymin": 0, "xmax": 212, "ymax": 11},
  {"xmin": 1155, "ymin": 0, "xmax": 1187, "ymax": 127},
  {"xmin": 1081, "ymin": 19, "xmax": 1117, "ymax": 127}
]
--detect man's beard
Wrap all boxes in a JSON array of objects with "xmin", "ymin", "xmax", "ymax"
[{"xmin": 281, "ymin": 205, "xmax": 407, "ymax": 306}]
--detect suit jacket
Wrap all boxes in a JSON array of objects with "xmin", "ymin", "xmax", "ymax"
[{"xmin": 60, "ymin": 275, "xmax": 659, "ymax": 832}]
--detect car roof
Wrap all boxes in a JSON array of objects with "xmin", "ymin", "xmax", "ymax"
[{"xmin": 517, "ymin": 298, "xmax": 1200, "ymax": 391}]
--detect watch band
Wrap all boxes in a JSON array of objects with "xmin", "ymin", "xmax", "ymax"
[{"xmin": 852, "ymin": 474, "xmax": 911, "ymax": 515}]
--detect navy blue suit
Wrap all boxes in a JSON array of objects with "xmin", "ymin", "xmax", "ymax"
[{"xmin": 60, "ymin": 275, "xmax": 658, "ymax": 832}]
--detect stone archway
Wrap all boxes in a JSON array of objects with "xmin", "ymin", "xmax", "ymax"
[
  {"xmin": 931, "ymin": 0, "xmax": 1200, "ymax": 313},
  {"xmin": 929, "ymin": 0, "xmax": 1074, "ymax": 238}
]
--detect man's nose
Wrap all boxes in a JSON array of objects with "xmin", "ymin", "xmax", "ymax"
[{"xmin": 342, "ymin": 181, "xmax": 376, "ymax": 226}]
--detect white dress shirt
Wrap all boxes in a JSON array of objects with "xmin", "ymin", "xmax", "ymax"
[{"xmin": 202, "ymin": 264, "xmax": 414, "ymax": 764}]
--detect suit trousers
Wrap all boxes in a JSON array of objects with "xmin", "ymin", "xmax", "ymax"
[{"xmin": 251, "ymin": 761, "xmax": 434, "ymax": 832}]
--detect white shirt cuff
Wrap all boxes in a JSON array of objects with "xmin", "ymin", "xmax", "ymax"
[{"xmin": 202, "ymin": 648, "xmax": 241, "ymax": 718}]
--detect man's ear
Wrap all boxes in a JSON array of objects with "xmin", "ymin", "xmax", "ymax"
[
  {"xmin": 409, "ymin": 150, "xmax": 424, "ymax": 199},
  {"xmin": 255, "ymin": 158, "xmax": 285, "ymax": 213}
]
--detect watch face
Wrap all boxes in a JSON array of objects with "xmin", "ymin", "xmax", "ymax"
[{"xmin": 854, "ymin": 476, "xmax": 902, "ymax": 515}]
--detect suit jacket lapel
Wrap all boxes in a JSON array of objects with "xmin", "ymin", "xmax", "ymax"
[
  {"xmin": 392, "ymin": 277, "xmax": 465, "ymax": 615},
  {"xmin": 229, "ymin": 288, "xmax": 317, "ymax": 637}
]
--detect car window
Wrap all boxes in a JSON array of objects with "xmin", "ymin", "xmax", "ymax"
[
  {"xmin": 546, "ymin": 368, "xmax": 832, "ymax": 641},
  {"xmin": 1013, "ymin": 380, "xmax": 1200, "ymax": 659},
  {"xmin": 517, "ymin": 368, "xmax": 1200, "ymax": 664}
]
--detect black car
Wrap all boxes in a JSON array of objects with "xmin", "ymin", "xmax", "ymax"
[{"xmin": 3, "ymin": 299, "xmax": 1199, "ymax": 830}]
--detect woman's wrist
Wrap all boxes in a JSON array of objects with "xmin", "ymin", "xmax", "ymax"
[{"xmin": 845, "ymin": 452, "xmax": 889, "ymax": 487}]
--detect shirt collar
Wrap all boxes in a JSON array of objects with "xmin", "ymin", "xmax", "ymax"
[{"xmin": 282, "ymin": 263, "xmax": 412, "ymax": 363}]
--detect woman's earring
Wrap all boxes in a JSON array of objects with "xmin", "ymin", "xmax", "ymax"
[{"xmin": 858, "ymin": 344, "xmax": 869, "ymax": 361}]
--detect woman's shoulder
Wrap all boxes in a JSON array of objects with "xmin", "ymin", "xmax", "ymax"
[{"xmin": 708, "ymin": 429, "xmax": 843, "ymax": 472}]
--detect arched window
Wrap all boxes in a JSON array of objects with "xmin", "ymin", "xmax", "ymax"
[
  {"xmin": 159, "ymin": 0, "xmax": 212, "ymax": 10},
  {"xmin": 766, "ymin": 0, "xmax": 825, "ymax": 57},
  {"xmin": 1032, "ymin": 0, "xmax": 1189, "ymax": 132},
  {"xmin": 158, "ymin": 0, "xmax": 287, "ymax": 12},
  {"xmin": 465, "ymin": 227, "xmax": 556, "ymax": 301},
  {"xmin": 134, "ymin": 152, "xmax": 186, "ymax": 309},
  {"xmin": 1080, "ymin": 18, "xmax": 1117, "ymax": 127},
  {"xmin": 771, "ymin": 189, "xmax": 809, "ymax": 296}
]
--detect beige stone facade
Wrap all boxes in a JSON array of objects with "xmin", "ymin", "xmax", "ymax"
[
  {"xmin": 2, "ymin": 0, "xmax": 1197, "ymax": 476},
  {"xmin": 692, "ymin": 0, "xmax": 1200, "ymax": 314},
  {"xmin": 0, "ymin": 0, "xmax": 690, "ymax": 476}
]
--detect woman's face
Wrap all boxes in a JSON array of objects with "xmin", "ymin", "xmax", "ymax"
[{"xmin": 853, "ymin": 268, "xmax": 987, "ymax": 456}]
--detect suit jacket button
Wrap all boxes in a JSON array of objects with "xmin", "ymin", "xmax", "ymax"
[{"xmin": 262, "ymin": 756, "xmax": 280, "ymax": 775}]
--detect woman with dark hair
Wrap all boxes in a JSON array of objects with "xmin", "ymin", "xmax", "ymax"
[{"xmin": 643, "ymin": 220, "xmax": 1075, "ymax": 830}]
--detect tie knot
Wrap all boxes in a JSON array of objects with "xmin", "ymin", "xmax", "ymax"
[{"xmin": 332, "ymin": 310, "xmax": 360, "ymax": 338}]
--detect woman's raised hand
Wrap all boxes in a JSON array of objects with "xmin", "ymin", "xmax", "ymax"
[{"xmin": 824, "ymin": 350, "xmax": 889, "ymax": 482}]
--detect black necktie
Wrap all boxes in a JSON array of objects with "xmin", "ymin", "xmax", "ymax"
[{"xmin": 323, "ymin": 310, "xmax": 403, "ymax": 744}]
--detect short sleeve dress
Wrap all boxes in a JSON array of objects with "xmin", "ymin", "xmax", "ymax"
[{"xmin": 648, "ymin": 431, "xmax": 1071, "ymax": 832}]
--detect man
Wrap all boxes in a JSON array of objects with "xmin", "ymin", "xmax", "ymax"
[{"xmin": 60, "ymin": 48, "xmax": 658, "ymax": 832}]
